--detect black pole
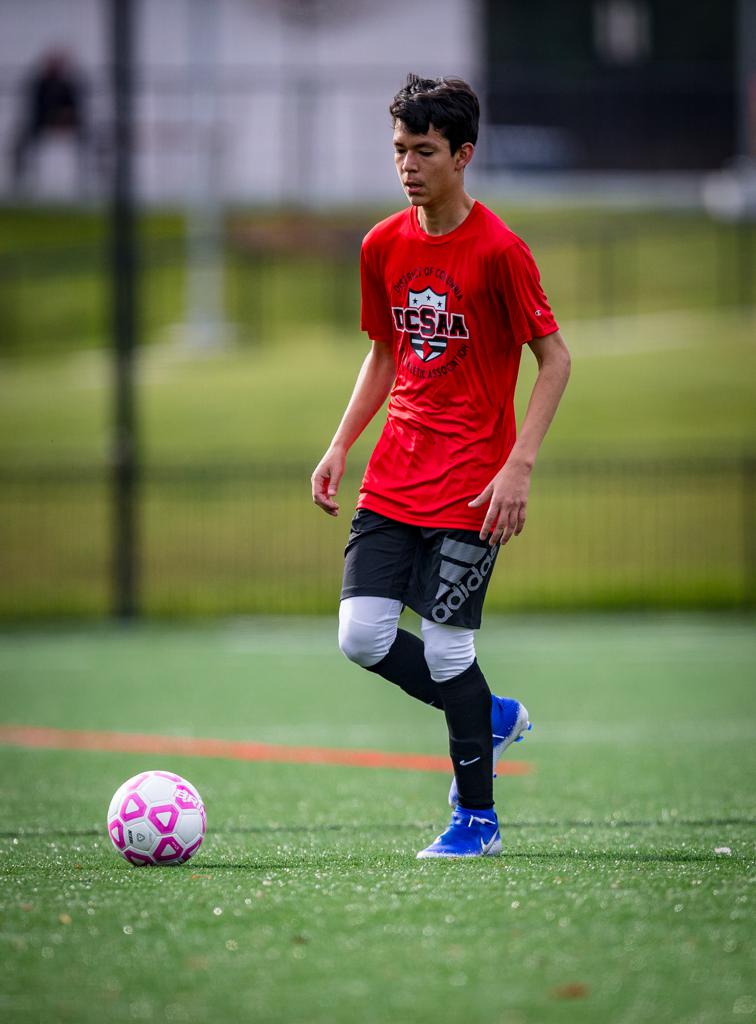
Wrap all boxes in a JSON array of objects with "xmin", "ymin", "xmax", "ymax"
[
  {"xmin": 745, "ymin": 454, "xmax": 756, "ymax": 609},
  {"xmin": 110, "ymin": 0, "xmax": 139, "ymax": 619}
]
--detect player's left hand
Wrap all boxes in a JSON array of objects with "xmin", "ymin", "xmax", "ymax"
[{"xmin": 469, "ymin": 459, "xmax": 532, "ymax": 546}]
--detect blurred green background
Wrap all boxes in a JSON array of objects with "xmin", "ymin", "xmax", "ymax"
[
  {"xmin": 0, "ymin": 0, "xmax": 754, "ymax": 619},
  {"xmin": 1, "ymin": 205, "xmax": 754, "ymax": 616}
]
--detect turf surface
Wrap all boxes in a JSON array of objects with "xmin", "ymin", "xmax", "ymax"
[{"xmin": 1, "ymin": 615, "xmax": 754, "ymax": 1023}]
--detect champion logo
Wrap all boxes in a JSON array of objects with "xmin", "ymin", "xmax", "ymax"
[{"xmin": 431, "ymin": 538, "xmax": 498, "ymax": 623}]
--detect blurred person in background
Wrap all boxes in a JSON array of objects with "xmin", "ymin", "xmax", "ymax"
[
  {"xmin": 312, "ymin": 74, "xmax": 571, "ymax": 859},
  {"xmin": 9, "ymin": 49, "xmax": 91, "ymax": 195}
]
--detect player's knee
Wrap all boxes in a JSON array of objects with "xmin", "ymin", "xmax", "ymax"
[
  {"xmin": 421, "ymin": 619, "xmax": 476, "ymax": 682},
  {"xmin": 338, "ymin": 602, "xmax": 396, "ymax": 668}
]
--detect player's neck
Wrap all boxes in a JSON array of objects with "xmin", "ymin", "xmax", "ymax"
[{"xmin": 416, "ymin": 191, "xmax": 475, "ymax": 237}]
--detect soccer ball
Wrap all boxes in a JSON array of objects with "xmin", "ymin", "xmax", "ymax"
[{"xmin": 107, "ymin": 770, "xmax": 206, "ymax": 866}]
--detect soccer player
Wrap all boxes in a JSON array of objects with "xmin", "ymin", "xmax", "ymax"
[{"xmin": 311, "ymin": 74, "xmax": 571, "ymax": 858}]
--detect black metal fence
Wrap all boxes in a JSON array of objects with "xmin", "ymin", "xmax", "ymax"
[{"xmin": 1, "ymin": 455, "xmax": 753, "ymax": 617}]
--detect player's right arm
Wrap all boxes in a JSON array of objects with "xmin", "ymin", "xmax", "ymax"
[{"xmin": 311, "ymin": 340, "xmax": 395, "ymax": 516}]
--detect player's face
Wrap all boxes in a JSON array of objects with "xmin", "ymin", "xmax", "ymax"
[{"xmin": 393, "ymin": 121, "xmax": 470, "ymax": 208}]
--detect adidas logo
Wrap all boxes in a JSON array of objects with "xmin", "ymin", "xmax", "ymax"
[{"xmin": 431, "ymin": 538, "xmax": 497, "ymax": 623}]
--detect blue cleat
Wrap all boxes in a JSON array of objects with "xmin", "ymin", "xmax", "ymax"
[
  {"xmin": 448, "ymin": 697, "xmax": 532, "ymax": 807},
  {"xmin": 417, "ymin": 806, "xmax": 501, "ymax": 859}
]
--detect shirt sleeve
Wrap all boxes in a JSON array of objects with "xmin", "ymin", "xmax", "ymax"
[
  {"xmin": 360, "ymin": 240, "xmax": 394, "ymax": 344},
  {"xmin": 497, "ymin": 240, "xmax": 558, "ymax": 346}
]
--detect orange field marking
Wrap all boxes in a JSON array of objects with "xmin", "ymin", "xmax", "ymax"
[{"xmin": 0, "ymin": 724, "xmax": 532, "ymax": 775}]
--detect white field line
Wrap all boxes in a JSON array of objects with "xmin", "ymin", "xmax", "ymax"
[{"xmin": 523, "ymin": 720, "xmax": 756, "ymax": 745}]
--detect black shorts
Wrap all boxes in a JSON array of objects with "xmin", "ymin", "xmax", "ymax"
[{"xmin": 340, "ymin": 508, "xmax": 500, "ymax": 629}]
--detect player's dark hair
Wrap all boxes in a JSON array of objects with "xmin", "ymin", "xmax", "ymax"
[{"xmin": 390, "ymin": 74, "xmax": 479, "ymax": 154}]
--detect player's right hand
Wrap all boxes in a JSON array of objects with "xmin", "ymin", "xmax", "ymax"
[{"xmin": 311, "ymin": 448, "xmax": 346, "ymax": 516}]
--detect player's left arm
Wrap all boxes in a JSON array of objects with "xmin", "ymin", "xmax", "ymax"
[{"xmin": 470, "ymin": 330, "xmax": 571, "ymax": 546}]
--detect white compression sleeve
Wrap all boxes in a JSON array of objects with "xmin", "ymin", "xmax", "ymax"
[
  {"xmin": 420, "ymin": 618, "xmax": 476, "ymax": 682},
  {"xmin": 338, "ymin": 595, "xmax": 403, "ymax": 668}
]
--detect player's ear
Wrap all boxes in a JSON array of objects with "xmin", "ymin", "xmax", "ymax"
[{"xmin": 455, "ymin": 142, "xmax": 474, "ymax": 171}]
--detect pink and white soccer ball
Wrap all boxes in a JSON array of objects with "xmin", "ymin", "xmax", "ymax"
[{"xmin": 107, "ymin": 770, "xmax": 206, "ymax": 866}]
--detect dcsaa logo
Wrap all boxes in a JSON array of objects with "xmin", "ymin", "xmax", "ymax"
[{"xmin": 391, "ymin": 287, "xmax": 469, "ymax": 363}]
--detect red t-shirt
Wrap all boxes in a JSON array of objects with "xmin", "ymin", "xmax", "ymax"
[{"xmin": 358, "ymin": 200, "xmax": 558, "ymax": 529}]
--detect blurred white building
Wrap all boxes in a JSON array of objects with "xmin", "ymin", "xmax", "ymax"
[{"xmin": 0, "ymin": 0, "xmax": 483, "ymax": 204}]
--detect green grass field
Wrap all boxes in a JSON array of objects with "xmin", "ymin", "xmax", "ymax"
[{"xmin": 1, "ymin": 615, "xmax": 754, "ymax": 1023}]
